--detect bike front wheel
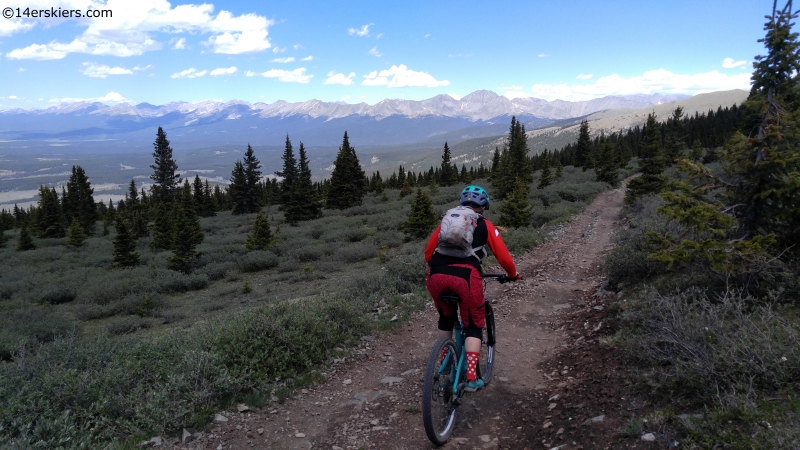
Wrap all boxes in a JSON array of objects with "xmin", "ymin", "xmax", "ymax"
[
  {"xmin": 477, "ymin": 301, "xmax": 496, "ymax": 384},
  {"xmin": 422, "ymin": 337, "xmax": 459, "ymax": 445}
]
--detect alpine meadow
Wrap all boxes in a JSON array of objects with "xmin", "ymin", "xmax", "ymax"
[{"xmin": 1, "ymin": 1, "xmax": 798, "ymax": 449}]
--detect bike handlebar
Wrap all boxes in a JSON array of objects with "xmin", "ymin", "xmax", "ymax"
[{"xmin": 481, "ymin": 273, "xmax": 522, "ymax": 284}]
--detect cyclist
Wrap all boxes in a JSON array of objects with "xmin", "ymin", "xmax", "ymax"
[{"xmin": 424, "ymin": 185, "xmax": 522, "ymax": 392}]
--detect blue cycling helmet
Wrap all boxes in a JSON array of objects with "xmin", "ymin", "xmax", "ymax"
[{"xmin": 459, "ymin": 185, "xmax": 491, "ymax": 210}]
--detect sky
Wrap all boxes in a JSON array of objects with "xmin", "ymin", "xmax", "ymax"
[{"xmin": 0, "ymin": 0, "xmax": 770, "ymax": 109}]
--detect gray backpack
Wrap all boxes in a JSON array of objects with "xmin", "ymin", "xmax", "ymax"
[{"xmin": 436, "ymin": 205, "xmax": 483, "ymax": 259}]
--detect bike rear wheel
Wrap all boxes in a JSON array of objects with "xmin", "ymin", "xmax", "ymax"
[
  {"xmin": 422, "ymin": 337, "xmax": 459, "ymax": 445},
  {"xmin": 477, "ymin": 302, "xmax": 496, "ymax": 383}
]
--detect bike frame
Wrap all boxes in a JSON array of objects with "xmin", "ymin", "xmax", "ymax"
[{"xmin": 438, "ymin": 320, "xmax": 467, "ymax": 394}]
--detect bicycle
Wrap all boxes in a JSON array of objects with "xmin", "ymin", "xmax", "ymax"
[{"xmin": 421, "ymin": 273, "xmax": 516, "ymax": 445}]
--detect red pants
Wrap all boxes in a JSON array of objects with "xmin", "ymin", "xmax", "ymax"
[{"xmin": 426, "ymin": 264, "xmax": 485, "ymax": 330}]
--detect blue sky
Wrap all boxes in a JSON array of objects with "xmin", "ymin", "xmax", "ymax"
[{"xmin": 0, "ymin": 0, "xmax": 768, "ymax": 109}]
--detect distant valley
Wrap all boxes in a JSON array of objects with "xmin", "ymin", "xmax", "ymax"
[{"xmin": 0, "ymin": 89, "xmax": 747, "ymax": 210}]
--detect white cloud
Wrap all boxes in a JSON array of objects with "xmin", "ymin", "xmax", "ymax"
[
  {"xmin": 170, "ymin": 68, "xmax": 208, "ymax": 79},
  {"xmin": 722, "ymin": 57, "xmax": 747, "ymax": 69},
  {"xmin": 576, "ymin": 74, "xmax": 593, "ymax": 80},
  {"xmin": 424, "ymin": 33, "xmax": 430, "ymax": 38},
  {"xmin": 17, "ymin": 68, "xmax": 25, "ymax": 72},
  {"xmin": 80, "ymin": 62, "xmax": 133, "ymax": 78},
  {"xmin": 376, "ymin": 33, "xmax": 383, "ymax": 39},
  {"xmin": 48, "ymin": 91, "xmax": 128, "ymax": 104},
  {"xmin": 270, "ymin": 56, "xmax": 295, "ymax": 63},
  {"xmin": 498, "ymin": 84, "xmax": 523, "ymax": 91},
  {"xmin": 173, "ymin": 37, "xmax": 187, "ymax": 49},
  {"xmin": 324, "ymin": 71, "xmax": 355, "ymax": 85},
  {"xmin": 528, "ymin": 68, "xmax": 752, "ymax": 101},
  {"xmin": 249, "ymin": 68, "xmax": 312, "ymax": 83},
  {"xmin": 0, "ymin": 19, "xmax": 36, "ymax": 37},
  {"xmin": 368, "ymin": 46, "xmax": 382, "ymax": 57},
  {"xmin": 98, "ymin": 92, "xmax": 127, "ymax": 102},
  {"xmin": 538, "ymin": 53, "xmax": 548, "ymax": 58},
  {"xmin": 293, "ymin": 44, "xmax": 304, "ymax": 50},
  {"xmin": 300, "ymin": 55, "xmax": 314, "ymax": 61},
  {"xmin": 272, "ymin": 46, "xmax": 286, "ymax": 53},
  {"xmin": 8, "ymin": 95, "xmax": 18, "ymax": 99},
  {"xmin": 210, "ymin": 66, "xmax": 237, "ymax": 76},
  {"xmin": 5, "ymin": 2, "xmax": 274, "ymax": 60},
  {"xmin": 362, "ymin": 64, "xmax": 450, "ymax": 88},
  {"xmin": 348, "ymin": 24, "xmax": 371, "ymax": 37}
]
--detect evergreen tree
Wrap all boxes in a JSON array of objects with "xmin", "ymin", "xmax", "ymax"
[
  {"xmin": 399, "ymin": 179, "xmax": 412, "ymax": 197},
  {"xmin": 401, "ymin": 188, "xmax": 438, "ymax": 239},
  {"xmin": 690, "ymin": 139, "xmax": 704, "ymax": 161},
  {"xmin": 498, "ymin": 178, "xmax": 533, "ymax": 228},
  {"xmin": 508, "ymin": 117, "xmax": 533, "ymax": 182},
  {"xmin": 124, "ymin": 179, "xmax": 149, "ymax": 238},
  {"xmin": 203, "ymin": 180, "xmax": 217, "ymax": 217},
  {"xmin": 555, "ymin": 161, "xmax": 564, "ymax": 179},
  {"xmin": 626, "ymin": 113, "xmax": 669, "ymax": 203},
  {"xmin": 149, "ymin": 202, "xmax": 173, "ymax": 250},
  {"xmin": 228, "ymin": 161, "xmax": 247, "ymax": 215},
  {"xmin": 245, "ymin": 210, "xmax": 274, "ymax": 251},
  {"xmin": 168, "ymin": 181, "xmax": 204, "ymax": 272},
  {"xmin": 575, "ymin": 120, "xmax": 594, "ymax": 170},
  {"xmin": 241, "ymin": 144, "xmax": 263, "ymax": 213},
  {"xmin": 326, "ymin": 131, "xmax": 366, "ymax": 209},
  {"xmin": 0, "ymin": 231, "xmax": 7, "ymax": 248},
  {"xmin": 665, "ymin": 107, "xmax": 686, "ymax": 160},
  {"xmin": 490, "ymin": 147, "xmax": 501, "ymax": 180},
  {"xmin": 538, "ymin": 149, "xmax": 553, "ymax": 189},
  {"xmin": 276, "ymin": 134, "xmax": 298, "ymax": 208},
  {"xmin": 596, "ymin": 138, "xmax": 621, "ymax": 187},
  {"xmin": 292, "ymin": 142, "xmax": 323, "ymax": 222},
  {"xmin": 112, "ymin": 218, "xmax": 139, "ymax": 268},
  {"xmin": 440, "ymin": 142, "xmax": 456, "ymax": 186},
  {"xmin": 17, "ymin": 223, "xmax": 35, "ymax": 251},
  {"xmin": 150, "ymin": 127, "xmax": 180, "ymax": 205},
  {"xmin": 66, "ymin": 217, "xmax": 88, "ymax": 248},
  {"xmin": 36, "ymin": 185, "xmax": 65, "ymax": 238},
  {"xmin": 492, "ymin": 147, "xmax": 516, "ymax": 199},
  {"xmin": 64, "ymin": 165, "xmax": 97, "ymax": 235}
]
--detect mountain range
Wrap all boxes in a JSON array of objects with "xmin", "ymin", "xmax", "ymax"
[{"xmin": 0, "ymin": 90, "xmax": 690, "ymax": 148}]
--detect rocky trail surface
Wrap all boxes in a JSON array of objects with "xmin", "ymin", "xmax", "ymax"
[{"xmin": 157, "ymin": 181, "xmax": 661, "ymax": 450}]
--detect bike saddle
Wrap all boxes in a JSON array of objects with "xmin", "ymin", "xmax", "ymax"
[{"xmin": 440, "ymin": 292, "xmax": 461, "ymax": 303}]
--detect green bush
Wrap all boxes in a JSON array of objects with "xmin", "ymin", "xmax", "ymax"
[
  {"xmin": 237, "ymin": 251, "xmax": 279, "ymax": 273},
  {"xmin": 334, "ymin": 241, "xmax": 378, "ymax": 263}
]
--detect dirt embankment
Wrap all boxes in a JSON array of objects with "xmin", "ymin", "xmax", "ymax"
[{"xmin": 158, "ymin": 182, "xmax": 654, "ymax": 450}]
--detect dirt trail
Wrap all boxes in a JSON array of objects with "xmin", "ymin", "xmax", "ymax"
[{"xmin": 161, "ymin": 182, "xmax": 646, "ymax": 450}]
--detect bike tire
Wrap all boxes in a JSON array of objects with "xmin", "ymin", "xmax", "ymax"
[
  {"xmin": 422, "ymin": 337, "xmax": 459, "ymax": 445},
  {"xmin": 477, "ymin": 302, "xmax": 496, "ymax": 384}
]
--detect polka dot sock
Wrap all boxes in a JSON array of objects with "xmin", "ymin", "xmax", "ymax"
[{"xmin": 466, "ymin": 351, "xmax": 479, "ymax": 381}]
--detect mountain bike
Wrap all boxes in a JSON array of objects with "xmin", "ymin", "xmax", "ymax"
[{"xmin": 421, "ymin": 273, "xmax": 515, "ymax": 445}]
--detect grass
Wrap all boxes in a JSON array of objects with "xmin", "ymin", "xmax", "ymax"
[{"xmin": 0, "ymin": 169, "xmax": 614, "ymax": 447}]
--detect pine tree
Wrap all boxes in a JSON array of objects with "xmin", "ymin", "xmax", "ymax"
[
  {"xmin": 66, "ymin": 217, "xmax": 88, "ymax": 248},
  {"xmin": 575, "ymin": 120, "xmax": 593, "ymax": 170},
  {"xmin": 168, "ymin": 181, "xmax": 204, "ymax": 272},
  {"xmin": 0, "ymin": 231, "xmax": 7, "ymax": 248},
  {"xmin": 538, "ymin": 149, "xmax": 553, "ymax": 189},
  {"xmin": 64, "ymin": 165, "xmax": 97, "ymax": 235},
  {"xmin": 203, "ymin": 180, "xmax": 217, "ymax": 217},
  {"xmin": 626, "ymin": 112, "xmax": 669, "ymax": 203},
  {"xmin": 285, "ymin": 142, "xmax": 323, "ymax": 223},
  {"xmin": 245, "ymin": 210, "xmax": 274, "ymax": 251},
  {"xmin": 16, "ymin": 224, "xmax": 35, "ymax": 251},
  {"xmin": 498, "ymin": 178, "xmax": 533, "ymax": 228},
  {"xmin": 490, "ymin": 147, "xmax": 501, "ymax": 181},
  {"xmin": 228, "ymin": 160, "xmax": 247, "ymax": 215},
  {"xmin": 149, "ymin": 202, "xmax": 173, "ymax": 250},
  {"xmin": 440, "ymin": 142, "xmax": 456, "ymax": 186},
  {"xmin": 125, "ymin": 179, "xmax": 149, "ymax": 238},
  {"xmin": 150, "ymin": 127, "xmax": 180, "ymax": 205},
  {"xmin": 508, "ymin": 117, "xmax": 533, "ymax": 182},
  {"xmin": 242, "ymin": 144, "xmax": 263, "ymax": 213},
  {"xmin": 555, "ymin": 161, "xmax": 564, "ymax": 178},
  {"xmin": 596, "ymin": 138, "xmax": 620, "ymax": 187},
  {"xmin": 401, "ymin": 188, "xmax": 438, "ymax": 239},
  {"xmin": 112, "ymin": 218, "xmax": 139, "ymax": 268},
  {"xmin": 36, "ymin": 185, "xmax": 65, "ymax": 238},
  {"xmin": 399, "ymin": 179, "xmax": 411, "ymax": 197},
  {"xmin": 326, "ymin": 131, "xmax": 366, "ymax": 209},
  {"xmin": 665, "ymin": 107, "xmax": 686, "ymax": 160},
  {"xmin": 690, "ymin": 139, "xmax": 704, "ymax": 161},
  {"xmin": 277, "ymin": 135, "xmax": 298, "ymax": 208},
  {"xmin": 492, "ymin": 147, "xmax": 516, "ymax": 199}
]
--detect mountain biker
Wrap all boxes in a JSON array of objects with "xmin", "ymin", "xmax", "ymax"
[{"xmin": 424, "ymin": 185, "xmax": 522, "ymax": 392}]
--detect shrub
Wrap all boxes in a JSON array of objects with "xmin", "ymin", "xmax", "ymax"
[
  {"xmin": 105, "ymin": 316, "xmax": 155, "ymax": 336},
  {"xmin": 195, "ymin": 261, "xmax": 237, "ymax": 281},
  {"xmin": 334, "ymin": 241, "xmax": 378, "ymax": 263},
  {"xmin": 237, "ymin": 251, "xmax": 279, "ymax": 273}
]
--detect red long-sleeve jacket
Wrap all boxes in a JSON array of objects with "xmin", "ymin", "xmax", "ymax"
[{"xmin": 424, "ymin": 217, "xmax": 517, "ymax": 277}]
